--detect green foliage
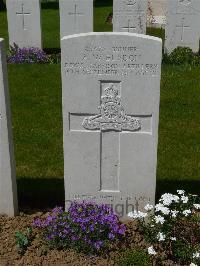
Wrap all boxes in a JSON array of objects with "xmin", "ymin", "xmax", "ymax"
[
  {"xmin": 47, "ymin": 53, "xmax": 61, "ymax": 64},
  {"xmin": 117, "ymin": 249, "xmax": 151, "ymax": 266},
  {"xmin": 163, "ymin": 47, "xmax": 200, "ymax": 66},
  {"xmin": 15, "ymin": 228, "xmax": 32, "ymax": 254},
  {"xmin": 135, "ymin": 191, "xmax": 200, "ymax": 265}
]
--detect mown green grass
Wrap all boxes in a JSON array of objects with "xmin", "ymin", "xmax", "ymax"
[{"xmin": 1, "ymin": 1, "xmax": 200, "ymax": 208}]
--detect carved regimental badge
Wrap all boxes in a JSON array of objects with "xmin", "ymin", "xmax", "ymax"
[{"xmin": 82, "ymin": 83, "xmax": 141, "ymax": 132}]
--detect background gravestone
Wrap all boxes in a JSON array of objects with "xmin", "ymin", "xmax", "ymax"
[
  {"xmin": 113, "ymin": 0, "xmax": 148, "ymax": 34},
  {"xmin": 165, "ymin": 0, "xmax": 200, "ymax": 54},
  {"xmin": 59, "ymin": 0, "xmax": 93, "ymax": 39},
  {"xmin": 61, "ymin": 32, "xmax": 162, "ymax": 218},
  {"xmin": 0, "ymin": 38, "xmax": 18, "ymax": 216},
  {"xmin": 6, "ymin": 0, "xmax": 42, "ymax": 48}
]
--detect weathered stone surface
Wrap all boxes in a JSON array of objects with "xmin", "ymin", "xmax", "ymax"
[
  {"xmin": 0, "ymin": 39, "xmax": 18, "ymax": 216},
  {"xmin": 6, "ymin": 0, "xmax": 42, "ymax": 48},
  {"xmin": 61, "ymin": 33, "xmax": 162, "ymax": 218},
  {"xmin": 113, "ymin": 0, "xmax": 148, "ymax": 34},
  {"xmin": 165, "ymin": 0, "xmax": 200, "ymax": 54},
  {"xmin": 59, "ymin": 0, "xmax": 93, "ymax": 38}
]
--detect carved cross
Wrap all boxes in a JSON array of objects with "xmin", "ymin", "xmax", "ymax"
[
  {"xmin": 122, "ymin": 19, "xmax": 136, "ymax": 32},
  {"xmin": 16, "ymin": 3, "xmax": 30, "ymax": 30},
  {"xmin": 68, "ymin": 4, "xmax": 84, "ymax": 28},
  {"xmin": 69, "ymin": 82, "xmax": 152, "ymax": 192},
  {"xmin": 176, "ymin": 17, "xmax": 190, "ymax": 41}
]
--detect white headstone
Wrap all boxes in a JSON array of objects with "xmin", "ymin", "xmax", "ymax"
[
  {"xmin": 61, "ymin": 32, "xmax": 162, "ymax": 218},
  {"xmin": 6, "ymin": 0, "xmax": 42, "ymax": 48},
  {"xmin": 0, "ymin": 38, "xmax": 18, "ymax": 216},
  {"xmin": 59, "ymin": 0, "xmax": 93, "ymax": 39},
  {"xmin": 165, "ymin": 0, "xmax": 200, "ymax": 54},
  {"xmin": 113, "ymin": 0, "xmax": 148, "ymax": 34}
]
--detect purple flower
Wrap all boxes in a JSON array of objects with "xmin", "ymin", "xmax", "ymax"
[
  {"xmin": 32, "ymin": 201, "xmax": 126, "ymax": 254},
  {"xmin": 7, "ymin": 43, "xmax": 48, "ymax": 64}
]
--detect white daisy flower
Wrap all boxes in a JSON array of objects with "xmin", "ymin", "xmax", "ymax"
[
  {"xmin": 157, "ymin": 232, "xmax": 166, "ymax": 241},
  {"xmin": 171, "ymin": 210, "xmax": 179, "ymax": 218},
  {"xmin": 155, "ymin": 203, "xmax": 170, "ymax": 215},
  {"xmin": 177, "ymin": 190, "xmax": 185, "ymax": 195},
  {"xmin": 182, "ymin": 209, "xmax": 191, "ymax": 216},
  {"xmin": 128, "ymin": 210, "xmax": 147, "ymax": 219},
  {"xmin": 148, "ymin": 246, "xmax": 157, "ymax": 255},
  {"xmin": 192, "ymin": 252, "xmax": 200, "ymax": 258},
  {"xmin": 181, "ymin": 195, "xmax": 189, "ymax": 203},
  {"xmin": 144, "ymin": 203, "xmax": 154, "ymax": 211},
  {"xmin": 193, "ymin": 204, "xmax": 200, "ymax": 209},
  {"xmin": 154, "ymin": 215, "xmax": 165, "ymax": 224}
]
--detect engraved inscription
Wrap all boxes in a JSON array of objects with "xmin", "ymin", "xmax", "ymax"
[
  {"xmin": 64, "ymin": 45, "xmax": 159, "ymax": 76},
  {"xmin": 65, "ymin": 194, "xmax": 151, "ymax": 217},
  {"xmin": 179, "ymin": 0, "xmax": 192, "ymax": 6},
  {"xmin": 82, "ymin": 83, "xmax": 141, "ymax": 132}
]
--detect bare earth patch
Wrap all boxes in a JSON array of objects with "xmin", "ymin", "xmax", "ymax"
[{"xmin": 0, "ymin": 212, "xmax": 145, "ymax": 266}]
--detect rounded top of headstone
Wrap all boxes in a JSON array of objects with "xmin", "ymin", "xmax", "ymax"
[{"xmin": 61, "ymin": 32, "xmax": 162, "ymax": 44}]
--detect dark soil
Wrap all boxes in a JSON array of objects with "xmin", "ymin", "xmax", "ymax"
[{"xmin": 0, "ymin": 211, "xmax": 146, "ymax": 266}]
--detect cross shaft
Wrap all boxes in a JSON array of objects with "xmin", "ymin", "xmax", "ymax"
[
  {"xmin": 122, "ymin": 19, "xmax": 136, "ymax": 32},
  {"xmin": 68, "ymin": 4, "xmax": 84, "ymax": 26},
  {"xmin": 16, "ymin": 3, "xmax": 30, "ymax": 30},
  {"xmin": 176, "ymin": 17, "xmax": 190, "ymax": 41}
]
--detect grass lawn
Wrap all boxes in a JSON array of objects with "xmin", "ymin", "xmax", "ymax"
[{"xmin": 0, "ymin": 1, "xmax": 199, "ymax": 208}]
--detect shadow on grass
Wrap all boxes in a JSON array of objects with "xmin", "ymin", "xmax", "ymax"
[
  {"xmin": 156, "ymin": 179, "xmax": 200, "ymax": 201},
  {"xmin": 17, "ymin": 177, "xmax": 200, "ymax": 212},
  {"xmin": 43, "ymin": 48, "xmax": 61, "ymax": 54},
  {"xmin": 17, "ymin": 177, "xmax": 65, "ymax": 211},
  {"xmin": 94, "ymin": 0, "xmax": 113, "ymax": 7},
  {"xmin": 41, "ymin": 2, "xmax": 59, "ymax": 10}
]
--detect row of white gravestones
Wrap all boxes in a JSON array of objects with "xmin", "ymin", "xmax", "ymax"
[
  {"xmin": 6, "ymin": 0, "xmax": 148, "ymax": 49},
  {"xmin": 6, "ymin": 0, "xmax": 94, "ymax": 48},
  {"xmin": 113, "ymin": 0, "xmax": 148, "ymax": 34},
  {"xmin": 61, "ymin": 32, "xmax": 162, "ymax": 218},
  {"xmin": 5, "ymin": 0, "xmax": 200, "ymax": 53},
  {"xmin": 0, "ymin": 38, "xmax": 18, "ymax": 216},
  {"xmin": 165, "ymin": 0, "xmax": 200, "ymax": 54}
]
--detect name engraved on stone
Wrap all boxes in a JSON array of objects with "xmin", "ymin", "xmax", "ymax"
[
  {"xmin": 64, "ymin": 45, "xmax": 159, "ymax": 76},
  {"xmin": 16, "ymin": 3, "xmax": 31, "ymax": 30}
]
